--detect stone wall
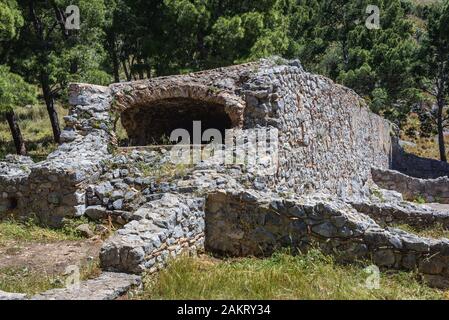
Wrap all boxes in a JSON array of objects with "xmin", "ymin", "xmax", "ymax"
[
  {"xmin": 372, "ymin": 168, "xmax": 449, "ymax": 204},
  {"xmin": 3, "ymin": 57, "xmax": 449, "ymax": 289},
  {"xmin": 110, "ymin": 58, "xmax": 394, "ymax": 198},
  {"xmin": 0, "ymin": 84, "xmax": 113, "ymax": 226},
  {"xmin": 0, "ymin": 155, "xmax": 33, "ymax": 215},
  {"xmin": 392, "ymin": 139, "xmax": 449, "ymax": 179},
  {"xmin": 100, "ymin": 194, "xmax": 205, "ymax": 274},
  {"xmin": 0, "ymin": 58, "xmax": 397, "ymax": 227},
  {"xmin": 205, "ymin": 189, "xmax": 449, "ymax": 287},
  {"xmin": 243, "ymin": 60, "xmax": 393, "ymax": 197},
  {"xmin": 349, "ymin": 195, "xmax": 449, "ymax": 229}
]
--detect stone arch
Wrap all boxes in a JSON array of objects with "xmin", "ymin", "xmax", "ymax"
[{"xmin": 112, "ymin": 83, "xmax": 245, "ymax": 146}]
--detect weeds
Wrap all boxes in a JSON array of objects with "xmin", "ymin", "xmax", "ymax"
[{"xmin": 137, "ymin": 249, "xmax": 447, "ymax": 300}]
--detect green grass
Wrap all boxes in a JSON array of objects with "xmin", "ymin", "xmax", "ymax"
[
  {"xmin": 138, "ymin": 250, "xmax": 447, "ymax": 300},
  {"xmin": 136, "ymin": 161, "xmax": 192, "ymax": 182},
  {"xmin": 0, "ymin": 218, "xmax": 87, "ymax": 246},
  {"xmin": 0, "ymin": 260, "xmax": 102, "ymax": 296},
  {"xmin": 0, "ymin": 267, "xmax": 64, "ymax": 295},
  {"xmin": 0, "ymin": 218, "xmax": 101, "ymax": 295},
  {"xmin": 413, "ymin": 195, "xmax": 427, "ymax": 204},
  {"xmin": 0, "ymin": 104, "xmax": 67, "ymax": 161}
]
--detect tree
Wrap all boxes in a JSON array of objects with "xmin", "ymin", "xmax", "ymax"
[
  {"xmin": 0, "ymin": 67, "xmax": 37, "ymax": 155},
  {"xmin": 123, "ymin": 0, "xmax": 297, "ymax": 75},
  {"xmin": 103, "ymin": 0, "xmax": 164, "ymax": 81},
  {"xmin": 415, "ymin": 2, "xmax": 449, "ymax": 162},
  {"xmin": 292, "ymin": 0, "xmax": 418, "ymax": 125},
  {"xmin": 7, "ymin": 0, "xmax": 110, "ymax": 143},
  {"xmin": 0, "ymin": 0, "xmax": 37, "ymax": 155}
]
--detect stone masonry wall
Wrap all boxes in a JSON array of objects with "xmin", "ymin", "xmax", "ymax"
[
  {"xmin": 391, "ymin": 139, "xmax": 449, "ymax": 179},
  {"xmin": 112, "ymin": 58, "xmax": 394, "ymax": 197},
  {"xmin": 0, "ymin": 84, "xmax": 113, "ymax": 226},
  {"xmin": 206, "ymin": 189, "xmax": 449, "ymax": 288},
  {"xmin": 243, "ymin": 59, "xmax": 393, "ymax": 197},
  {"xmin": 3, "ymin": 57, "xmax": 449, "ymax": 291},
  {"xmin": 100, "ymin": 193, "xmax": 205, "ymax": 274},
  {"xmin": 372, "ymin": 167, "xmax": 449, "ymax": 204}
]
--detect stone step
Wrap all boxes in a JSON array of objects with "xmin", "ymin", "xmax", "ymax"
[
  {"xmin": 349, "ymin": 199, "xmax": 449, "ymax": 230},
  {"xmin": 31, "ymin": 272, "xmax": 141, "ymax": 300},
  {"xmin": 0, "ymin": 290, "xmax": 27, "ymax": 301},
  {"xmin": 100, "ymin": 193, "xmax": 205, "ymax": 274}
]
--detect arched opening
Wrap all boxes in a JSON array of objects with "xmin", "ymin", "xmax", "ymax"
[{"xmin": 119, "ymin": 98, "xmax": 234, "ymax": 146}]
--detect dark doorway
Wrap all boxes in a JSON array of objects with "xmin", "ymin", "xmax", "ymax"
[{"xmin": 121, "ymin": 98, "xmax": 233, "ymax": 146}]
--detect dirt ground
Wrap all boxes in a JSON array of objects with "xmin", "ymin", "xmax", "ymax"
[{"xmin": 0, "ymin": 238, "xmax": 103, "ymax": 275}]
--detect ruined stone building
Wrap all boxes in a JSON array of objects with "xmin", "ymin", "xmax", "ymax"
[{"xmin": 2, "ymin": 57, "xmax": 449, "ymax": 297}]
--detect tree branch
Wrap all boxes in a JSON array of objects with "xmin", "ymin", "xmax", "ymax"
[{"xmin": 51, "ymin": 1, "xmax": 69, "ymax": 39}]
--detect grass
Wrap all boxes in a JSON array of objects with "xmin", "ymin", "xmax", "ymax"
[
  {"xmin": 0, "ymin": 260, "xmax": 102, "ymax": 296},
  {"xmin": 0, "ymin": 218, "xmax": 102, "ymax": 295},
  {"xmin": 0, "ymin": 267, "xmax": 64, "ymax": 295},
  {"xmin": 393, "ymin": 223, "xmax": 449, "ymax": 240},
  {"xmin": 0, "ymin": 104, "xmax": 68, "ymax": 161},
  {"xmin": 413, "ymin": 195, "xmax": 427, "ymax": 204},
  {"xmin": 136, "ymin": 160, "xmax": 192, "ymax": 182},
  {"xmin": 138, "ymin": 250, "xmax": 448, "ymax": 300},
  {"xmin": 0, "ymin": 218, "xmax": 90, "ymax": 246}
]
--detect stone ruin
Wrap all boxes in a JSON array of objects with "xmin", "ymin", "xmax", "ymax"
[{"xmin": 2, "ymin": 57, "xmax": 449, "ymax": 296}]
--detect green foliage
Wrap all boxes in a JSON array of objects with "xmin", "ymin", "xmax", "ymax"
[
  {"xmin": 0, "ymin": 65, "xmax": 37, "ymax": 115},
  {"xmin": 0, "ymin": 0, "xmax": 23, "ymax": 41},
  {"xmin": 413, "ymin": 195, "xmax": 427, "ymax": 204},
  {"xmin": 0, "ymin": 267, "xmax": 63, "ymax": 295},
  {"xmin": 8, "ymin": 0, "xmax": 111, "ymax": 92},
  {"xmin": 0, "ymin": 103, "xmax": 65, "ymax": 160},
  {"xmin": 414, "ymin": 1, "xmax": 449, "ymax": 138},
  {"xmin": 393, "ymin": 222, "xmax": 449, "ymax": 240},
  {"xmin": 136, "ymin": 160, "xmax": 191, "ymax": 182}
]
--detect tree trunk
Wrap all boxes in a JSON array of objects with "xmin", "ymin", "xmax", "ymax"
[
  {"xmin": 41, "ymin": 73, "xmax": 61, "ymax": 144},
  {"xmin": 30, "ymin": 0, "xmax": 61, "ymax": 144},
  {"xmin": 5, "ymin": 110, "xmax": 26, "ymax": 155},
  {"xmin": 138, "ymin": 59, "xmax": 145, "ymax": 80},
  {"xmin": 122, "ymin": 60, "xmax": 131, "ymax": 81},
  {"xmin": 112, "ymin": 49, "xmax": 120, "ymax": 83},
  {"xmin": 437, "ymin": 99, "xmax": 447, "ymax": 162},
  {"xmin": 107, "ymin": 31, "xmax": 120, "ymax": 83}
]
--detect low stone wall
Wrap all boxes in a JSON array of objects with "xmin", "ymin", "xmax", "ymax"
[
  {"xmin": 100, "ymin": 194, "xmax": 205, "ymax": 274},
  {"xmin": 349, "ymin": 199, "xmax": 449, "ymax": 229},
  {"xmin": 372, "ymin": 168, "xmax": 449, "ymax": 204},
  {"xmin": 392, "ymin": 140, "xmax": 449, "ymax": 179},
  {"xmin": 205, "ymin": 190, "xmax": 449, "ymax": 287},
  {"xmin": 0, "ymin": 155, "xmax": 33, "ymax": 215}
]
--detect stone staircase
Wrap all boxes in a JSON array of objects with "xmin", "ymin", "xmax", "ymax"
[{"xmin": 0, "ymin": 273, "xmax": 141, "ymax": 301}]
